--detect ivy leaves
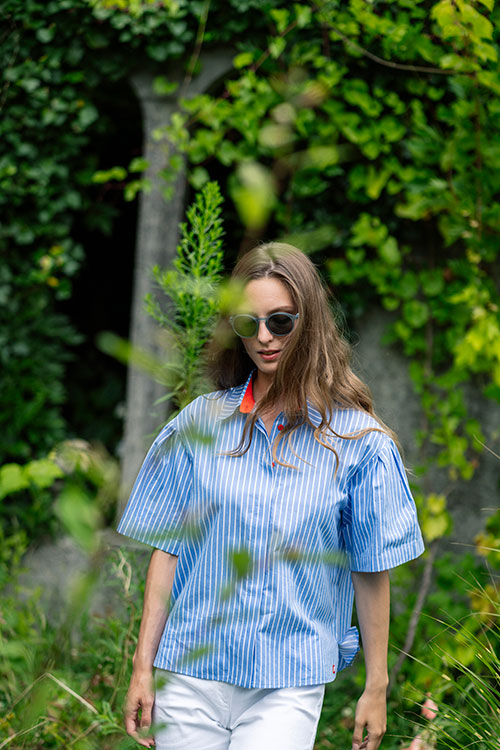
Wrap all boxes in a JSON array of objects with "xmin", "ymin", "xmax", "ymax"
[
  {"xmin": 160, "ymin": 0, "xmax": 500, "ymax": 490},
  {"xmin": 3, "ymin": 0, "xmax": 500, "ymax": 493}
]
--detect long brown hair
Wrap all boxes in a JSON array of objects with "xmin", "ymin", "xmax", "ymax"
[{"xmin": 204, "ymin": 242, "xmax": 399, "ymax": 473}]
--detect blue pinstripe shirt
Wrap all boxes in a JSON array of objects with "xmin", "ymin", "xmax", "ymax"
[{"xmin": 116, "ymin": 369, "xmax": 425, "ymax": 688}]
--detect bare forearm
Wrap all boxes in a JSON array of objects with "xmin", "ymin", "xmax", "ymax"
[
  {"xmin": 350, "ymin": 570, "xmax": 390, "ymax": 750},
  {"xmin": 351, "ymin": 570, "xmax": 390, "ymax": 689},
  {"xmin": 133, "ymin": 549, "xmax": 178, "ymax": 673}
]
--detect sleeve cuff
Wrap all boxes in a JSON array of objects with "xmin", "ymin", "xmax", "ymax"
[
  {"xmin": 115, "ymin": 524, "xmax": 183, "ymax": 556},
  {"xmin": 348, "ymin": 536, "xmax": 426, "ymax": 572}
]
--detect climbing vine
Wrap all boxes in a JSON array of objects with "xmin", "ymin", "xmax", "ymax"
[
  {"xmin": 3, "ymin": 0, "xmax": 498, "ymax": 542},
  {"xmin": 153, "ymin": 0, "xmax": 500, "ymax": 525},
  {"xmin": 0, "ymin": 0, "xmax": 273, "ymax": 462}
]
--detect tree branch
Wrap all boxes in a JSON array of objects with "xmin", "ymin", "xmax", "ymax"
[
  {"xmin": 183, "ymin": 0, "xmax": 211, "ymax": 89},
  {"xmin": 388, "ymin": 539, "xmax": 438, "ymax": 691},
  {"xmin": 326, "ymin": 23, "xmax": 458, "ymax": 76}
]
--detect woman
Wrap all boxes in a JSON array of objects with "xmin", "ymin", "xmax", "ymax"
[{"xmin": 117, "ymin": 242, "xmax": 425, "ymax": 750}]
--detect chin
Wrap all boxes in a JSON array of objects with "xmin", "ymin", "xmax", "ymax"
[{"xmin": 257, "ymin": 361, "xmax": 279, "ymax": 373}]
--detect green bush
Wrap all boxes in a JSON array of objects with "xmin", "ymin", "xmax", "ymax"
[
  {"xmin": 0, "ymin": 441, "xmax": 119, "ymax": 584},
  {"xmin": 0, "ymin": 545, "xmax": 147, "ymax": 749}
]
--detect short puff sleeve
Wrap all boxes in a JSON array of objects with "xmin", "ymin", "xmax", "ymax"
[
  {"xmin": 116, "ymin": 420, "xmax": 193, "ymax": 556},
  {"xmin": 341, "ymin": 438, "xmax": 425, "ymax": 572}
]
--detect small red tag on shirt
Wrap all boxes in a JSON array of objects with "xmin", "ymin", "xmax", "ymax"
[{"xmin": 332, "ymin": 665, "xmax": 336, "ymax": 674}]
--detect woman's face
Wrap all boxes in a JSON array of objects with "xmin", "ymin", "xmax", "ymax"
[{"xmin": 239, "ymin": 277, "xmax": 297, "ymax": 377}]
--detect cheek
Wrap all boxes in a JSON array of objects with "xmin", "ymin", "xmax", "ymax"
[{"xmin": 242, "ymin": 339, "xmax": 254, "ymax": 358}]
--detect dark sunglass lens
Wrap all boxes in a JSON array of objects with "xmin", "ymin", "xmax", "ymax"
[
  {"xmin": 233, "ymin": 315, "xmax": 257, "ymax": 337},
  {"xmin": 268, "ymin": 313, "xmax": 294, "ymax": 335}
]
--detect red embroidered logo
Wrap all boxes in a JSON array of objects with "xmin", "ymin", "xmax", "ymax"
[{"xmin": 332, "ymin": 665, "xmax": 336, "ymax": 674}]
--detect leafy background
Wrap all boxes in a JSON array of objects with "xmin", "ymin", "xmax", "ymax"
[{"xmin": 1, "ymin": 0, "xmax": 499, "ymax": 748}]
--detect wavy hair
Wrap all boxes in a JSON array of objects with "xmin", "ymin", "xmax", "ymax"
[{"xmin": 204, "ymin": 242, "xmax": 399, "ymax": 473}]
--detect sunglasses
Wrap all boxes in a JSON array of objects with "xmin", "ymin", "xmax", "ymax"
[{"xmin": 229, "ymin": 312, "xmax": 299, "ymax": 338}]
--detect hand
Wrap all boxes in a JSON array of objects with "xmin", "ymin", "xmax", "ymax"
[
  {"xmin": 352, "ymin": 686, "xmax": 387, "ymax": 750},
  {"xmin": 124, "ymin": 668, "xmax": 156, "ymax": 747}
]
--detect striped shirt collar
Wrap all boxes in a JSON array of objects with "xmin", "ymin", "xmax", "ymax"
[{"xmin": 214, "ymin": 368, "xmax": 323, "ymax": 428}]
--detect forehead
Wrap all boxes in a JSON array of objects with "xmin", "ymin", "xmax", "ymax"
[{"xmin": 243, "ymin": 278, "xmax": 294, "ymax": 311}]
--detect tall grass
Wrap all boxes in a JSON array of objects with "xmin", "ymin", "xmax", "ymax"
[{"xmin": 401, "ymin": 576, "xmax": 499, "ymax": 750}]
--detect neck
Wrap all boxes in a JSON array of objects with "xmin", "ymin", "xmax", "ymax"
[{"xmin": 253, "ymin": 370, "xmax": 274, "ymax": 404}]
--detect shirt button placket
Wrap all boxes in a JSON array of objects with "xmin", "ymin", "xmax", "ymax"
[{"xmin": 271, "ymin": 422, "xmax": 285, "ymax": 467}]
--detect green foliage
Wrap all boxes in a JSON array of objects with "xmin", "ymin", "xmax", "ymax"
[
  {"xmin": 154, "ymin": 0, "xmax": 500, "ymax": 494},
  {"xmin": 401, "ymin": 578, "xmax": 500, "ymax": 750},
  {"xmin": 0, "ymin": 442, "xmax": 119, "ymax": 585},
  {"xmin": 98, "ymin": 180, "xmax": 227, "ymax": 429},
  {"xmin": 0, "ymin": 457, "xmax": 62, "ymax": 583},
  {"xmin": 0, "ymin": 547, "xmax": 147, "ymax": 749},
  {"xmin": 145, "ymin": 180, "xmax": 226, "ymax": 411},
  {"xmin": 0, "ymin": 460, "xmax": 63, "ymax": 501},
  {"xmin": 417, "ymin": 492, "xmax": 453, "ymax": 543},
  {"xmin": 0, "ymin": 296, "xmax": 82, "ymax": 464},
  {"xmin": 388, "ymin": 504, "xmax": 500, "ymax": 746},
  {"xmin": 0, "ymin": 0, "xmax": 270, "ymax": 464},
  {"xmin": 1, "ymin": 1, "xmax": 112, "ymax": 462},
  {"xmin": 2, "ymin": 2, "xmax": 500, "ymax": 745},
  {"xmin": 1, "ymin": 522, "xmax": 497, "ymax": 749},
  {"xmin": 474, "ymin": 505, "xmax": 500, "ymax": 566},
  {"xmin": 7, "ymin": 0, "xmax": 497, "ymax": 493}
]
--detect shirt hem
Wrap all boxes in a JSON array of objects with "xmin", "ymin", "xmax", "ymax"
[{"xmin": 152, "ymin": 660, "xmax": 337, "ymax": 689}]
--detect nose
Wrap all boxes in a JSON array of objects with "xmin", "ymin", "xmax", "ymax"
[{"xmin": 256, "ymin": 319, "xmax": 274, "ymax": 344}]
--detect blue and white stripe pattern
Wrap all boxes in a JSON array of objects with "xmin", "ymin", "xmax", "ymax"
[{"xmin": 116, "ymin": 369, "xmax": 425, "ymax": 688}]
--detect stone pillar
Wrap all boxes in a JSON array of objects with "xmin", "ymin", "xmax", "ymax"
[{"xmin": 117, "ymin": 49, "xmax": 234, "ymax": 520}]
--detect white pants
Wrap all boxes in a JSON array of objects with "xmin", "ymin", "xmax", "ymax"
[{"xmin": 152, "ymin": 669, "xmax": 326, "ymax": 750}]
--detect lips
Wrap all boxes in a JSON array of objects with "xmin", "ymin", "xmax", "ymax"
[{"xmin": 258, "ymin": 350, "xmax": 281, "ymax": 361}]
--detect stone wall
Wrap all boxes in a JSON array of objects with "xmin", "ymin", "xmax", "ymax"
[{"xmin": 353, "ymin": 307, "xmax": 500, "ymax": 546}]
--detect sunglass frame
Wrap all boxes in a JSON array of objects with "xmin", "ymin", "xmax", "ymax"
[{"xmin": 229, "ymin": 312, "xmax": 299, "ymax": 338}]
